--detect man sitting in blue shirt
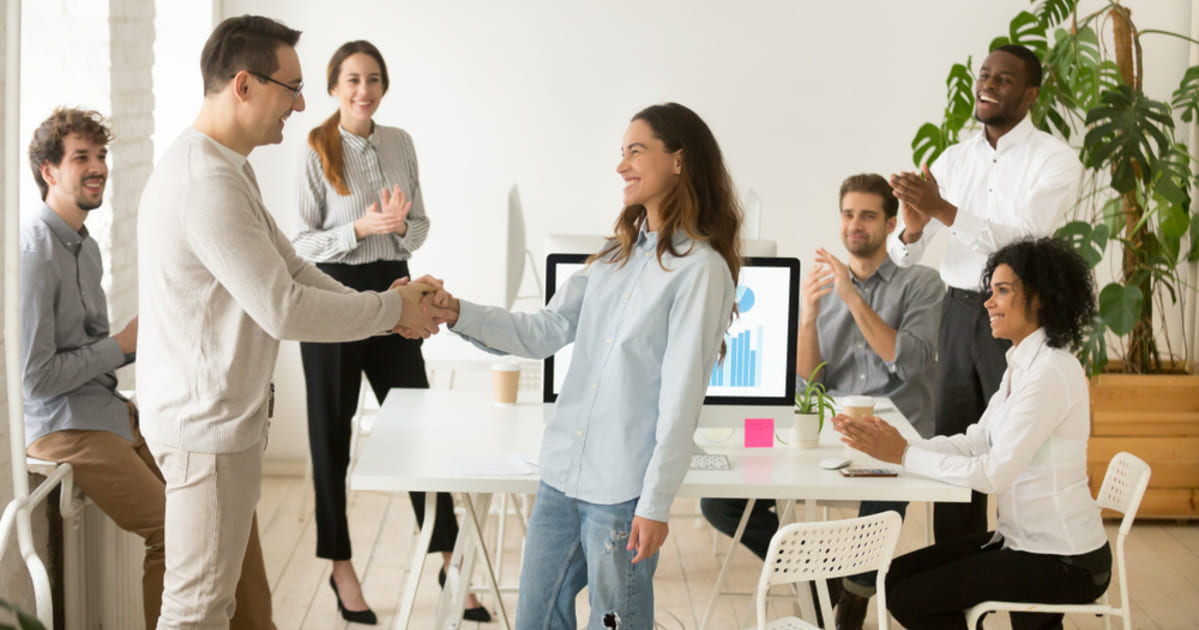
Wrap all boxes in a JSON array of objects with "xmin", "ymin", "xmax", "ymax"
[
  {"xmin": 701, "ymin": 173, "xmax": 943, "ymax": 630},
  {"xmin": 20, "ymin": 108, "xmax": 275, "ymax": 630}
]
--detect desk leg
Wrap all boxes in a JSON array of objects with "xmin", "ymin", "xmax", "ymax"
[
  {"xmin": 393, "ymin": 492, "xmax": 437, "ymax": 630},
  {"xmin": 699, "ymin": 498, "xmax": 756, "ymax": 630},
  {"xmin": 434, "ymin": 493, "xmax": 513, "ymax": 630}
]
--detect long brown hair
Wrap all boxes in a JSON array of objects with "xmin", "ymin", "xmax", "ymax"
[
  {"xmin": 595, "ymin": 103, "xmax": 742, "ymax": 359},
  {"xmin": 596, "ymin": 103, "xmax": 742, "ymax": 284},
  {"xmin": 307, "ymin": 40, "xmax": 390, "ymax": 196}
]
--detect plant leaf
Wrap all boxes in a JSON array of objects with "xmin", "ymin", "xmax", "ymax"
[
  {"xmin": 1055, "ymin": 220, "xmax": 1107, "ymax": 267},
  {"xmin": 1034, "ymin": 0, "xmax": 1076, "ymax": 29},
  {"xmin": 1076, "ymin": 314, "xmax": 1109, "ymax": 376},
  {"xmin": 1004, "ymin": 11, "xmax": 1048, "ymax": 57},
  {"xmin": 1172, "ymin": 65, "xmax": 1199, "ymax": 123},
  {"xmin": 1098, "ymin": 282, "xmax": 1143, "ymax": 336},
  {"xmin": 911, "ymin": 122, "xmax": 947, "ymax": 168},
  {"xmin": 1083, "ymin": 86, "xmax": 1175, "ymax": 194},
  {"xmin": 1188, "ymin": 214, "xmax": 1199, "ymax": 262}
]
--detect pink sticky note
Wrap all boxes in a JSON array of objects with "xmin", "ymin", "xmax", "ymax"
[{"xmin": 744, "ymin": 418, "xmax": 774, "ymax": 447}]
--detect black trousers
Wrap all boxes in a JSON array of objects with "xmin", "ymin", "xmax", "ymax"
[
  {"xmin": 885, "ymin": 532, "xmax": 1111, "ymax": 630},
  {"xmin": 933, "ymin": 288, "xmax": 1010, "ymax": 542},
  {"xmin": 301, "ymin": 260, "xmax": 458, "ymax": 560}
]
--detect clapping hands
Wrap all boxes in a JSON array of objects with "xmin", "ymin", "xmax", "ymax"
[
  {"xmin": 354, "ymin": 185, "xmax": 412, "ymax": 240},
  {"xmin": 389, "ymin": 274, "xmax": 461, "ymax": 339}
]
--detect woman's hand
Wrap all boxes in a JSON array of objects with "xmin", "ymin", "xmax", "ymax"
[
  {"xmin": 831, "ymin": 413, "xmax": 908, "ymax": 465},
  {"xmin": 353, "ymin": 186, "xmax": 412, "ymax": 240}
]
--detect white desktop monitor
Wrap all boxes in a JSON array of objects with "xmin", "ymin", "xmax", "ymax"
[{"xmin": 542, "ymin": 253, "xmax": 801, "ymax": 427}]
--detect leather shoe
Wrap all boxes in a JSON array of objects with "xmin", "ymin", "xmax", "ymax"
[
  {"xmin": 328, "ymin": 575, "xmax": 378, "ymax": 625},
  {"xmin": 834, "ymin": 587, "xmax": 869, "ymax": 630},
  {"xmin": 438, "ymin": 567, "xmax": 493, "ymax": 623}
]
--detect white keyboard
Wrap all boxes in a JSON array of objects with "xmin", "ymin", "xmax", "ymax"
[{"xmin": 689, "ymin": 453, "xmax": 730, "ymax": 471}]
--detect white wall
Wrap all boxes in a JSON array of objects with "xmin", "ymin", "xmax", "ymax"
[{"xmin": 199, "ymin": 0, "xmax": 1197, "ymax": 463}]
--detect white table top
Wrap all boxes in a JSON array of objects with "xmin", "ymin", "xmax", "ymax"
[{"xmin": 352, "ymin": 389, "xmax": 970, "ymax": 504}]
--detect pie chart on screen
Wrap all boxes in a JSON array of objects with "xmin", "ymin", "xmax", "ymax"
[{"xmin": 737, "ymin": 285, "xmax": 755, "ymax": 314}]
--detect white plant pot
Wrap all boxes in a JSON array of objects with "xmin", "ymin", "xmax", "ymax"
[{"xmin": 791, "ymin": 412, "xmax": 821, "ymax": 448}]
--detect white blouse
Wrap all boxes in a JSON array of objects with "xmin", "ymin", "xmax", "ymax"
[{"xmin": 903, "ymin": 328, "xmax": 1107, "ymax": 555}]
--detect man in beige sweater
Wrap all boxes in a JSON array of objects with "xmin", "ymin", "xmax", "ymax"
[{"xmin": 137, "ymin": 16, "xmax": 443, "ymax": 629}]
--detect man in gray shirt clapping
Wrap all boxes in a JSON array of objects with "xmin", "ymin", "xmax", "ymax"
[{"xmin": 701, "ymin": 173, "xmax": 943, "ymax": 630}]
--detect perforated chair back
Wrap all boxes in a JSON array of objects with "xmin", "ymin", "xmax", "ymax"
[
  {"xmin": 966, "ymin": 451, "xmax": 1151, "ymax": 630},
  {"xmin": 754, "ymin": 511, "xmax": 902, "ymax": 630}
]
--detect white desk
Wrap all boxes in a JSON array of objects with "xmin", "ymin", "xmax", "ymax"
[{"xmin": 351, "ymin": 389, "xmax": 970, "ymax": 629}]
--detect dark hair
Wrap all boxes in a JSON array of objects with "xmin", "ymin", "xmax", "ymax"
[
  {"xmin": 309, "ymin": 41, "xmax": 390, "ymax": 196},
  {"xmin": 993, "ymin": 44, "xmax": 1043, "ymax": 88},
  {"xmin": 982, "ymin": 237, "xmax": 1095, "ymax": 350},
  {"xmin": 28, "ymin": 108, "xmax": 113, "ymax": 200},
  {"xmin": 200, "ymin": 15, "xmax": 302, "ymax": 96},
  {"xmin": 839, "ymin": 173, "xmax": 898, "ymax": 219},
  {"xmin": 597, "ymin": 102, "xmax": 742, "ymax": 359}
]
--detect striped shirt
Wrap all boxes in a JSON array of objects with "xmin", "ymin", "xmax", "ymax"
[{"xmin": 294, "ymin": 124, "xmax": 430, "ymax": 264}]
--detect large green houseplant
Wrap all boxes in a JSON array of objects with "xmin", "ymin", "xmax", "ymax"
[{"xmin": 911, "ymin": 0, "xmax": 1199, "ymax": 375}]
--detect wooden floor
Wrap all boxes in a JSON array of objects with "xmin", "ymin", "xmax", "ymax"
[{"xmin": 259, "ymin": 474, "xmax": 1199, "ymax": 629}]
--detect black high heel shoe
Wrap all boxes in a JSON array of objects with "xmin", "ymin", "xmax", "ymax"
[
  {"xmin": 438, "ymin": 567, "xmax": 494, "ymax": 623},
  {"xmin": 329, "ymin": 575, "xmax": 378, "ymax": 625}
]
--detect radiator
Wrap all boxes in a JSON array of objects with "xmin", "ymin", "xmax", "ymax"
[{"xmin": 61, "ymin": 498, "xmax": 144, "ymax": 629}]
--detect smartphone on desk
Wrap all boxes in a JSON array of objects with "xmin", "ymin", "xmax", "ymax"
[{"xmin": 839, "ymin": 468, "xmax": 898, "ymax": 477}]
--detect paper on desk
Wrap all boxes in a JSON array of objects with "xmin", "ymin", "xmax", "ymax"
[{"xmin": 455, "ymin": 454, "xmax": 538, "ymax": 476}]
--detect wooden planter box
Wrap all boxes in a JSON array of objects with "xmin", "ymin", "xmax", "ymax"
[{"xmin": 1088, "ymin": 371, "xmax": 1199, "ymax": 519}]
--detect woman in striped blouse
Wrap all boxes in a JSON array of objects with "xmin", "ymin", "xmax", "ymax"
[{"xmin": 294, "ymin": 40, "xmax": 488, "ymax": 624}]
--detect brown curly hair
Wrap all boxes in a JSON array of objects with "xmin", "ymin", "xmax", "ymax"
[{"xmin": 28, "ymin": 107, "xmax": 113, "ymax": 200}]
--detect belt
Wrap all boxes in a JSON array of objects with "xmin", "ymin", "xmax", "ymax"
[{"xmin": 946, "ymin": 286, "xmax": 986, "ymax": 302}]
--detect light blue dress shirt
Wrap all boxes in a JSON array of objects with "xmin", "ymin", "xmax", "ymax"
[{"xmin": 452, "ymin": 230, "xmax": 735, "ymax": 521}]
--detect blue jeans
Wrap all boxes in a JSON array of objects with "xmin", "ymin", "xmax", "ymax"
[{"xmin": 516, "ymin": 482, "xmax": 658, "ymax": 630}]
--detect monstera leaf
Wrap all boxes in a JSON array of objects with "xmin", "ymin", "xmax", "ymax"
[
  {"xmin": 1056, "ymin": 220, "xmax": 1109, "ymax": 267},
  {"xmin": 1083, "ymin": 86, "xmax": 1174, "ymax": 194},
  {"xmin": 1098, "ymin": 282, "xmax": 1143, "ymax": 337},
  {"xmin": 1172, "ymin": 65, "xmax": 1199, "ymax": 123},
  {"xmin": 989, "ymin": 11, "xmax": 1048, "ymax": 57},
  {"xmin": 1034, "ymin": 0, "xmax": 1077, "ymax": 28}
]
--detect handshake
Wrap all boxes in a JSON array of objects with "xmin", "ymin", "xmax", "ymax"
[{"xmin": 388, "ymin": 274, "xmax": 459, "ymax": 339}]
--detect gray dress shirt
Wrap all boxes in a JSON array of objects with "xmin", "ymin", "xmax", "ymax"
[
  {"xmin": 20, "ymin": 203, "xmax": 131, "ymax": 446},
  {"xmin": 799, "ymin": 258, "xmax": 943, "ymax": 438}
]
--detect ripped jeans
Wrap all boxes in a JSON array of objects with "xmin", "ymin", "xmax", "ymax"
[{"xmin": 515, "ymin": 481, "xmax": 658, "ymax": 630}]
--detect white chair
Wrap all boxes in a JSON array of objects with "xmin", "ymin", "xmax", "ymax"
[
  {"xmin": 965, "ymin": 451, "xmax": 1152, "ymax": 630},
  {"xmin": 751, "ymin": 511, "xmax": 902, "ymax": 630}
]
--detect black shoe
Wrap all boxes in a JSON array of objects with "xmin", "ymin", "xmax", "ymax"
[
  {"xmin": 439, "ymin": 567, "xmax": 493, "ymax": 622},
  {"xmin": 329, "ymin": 575, "xmax": 378, "ymax": 625},
  {"xmin": 834, "ymin": 587, "xmax": 869, "ymax": 630}
]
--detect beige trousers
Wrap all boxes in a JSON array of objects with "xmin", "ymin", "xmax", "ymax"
[
  {"xmin": 27, "ymin": 406, "xmax": 274, "ymax": 630},
  {"xmin": 151, "ymin": 436, "xmax": 272, "ymax": 630}
]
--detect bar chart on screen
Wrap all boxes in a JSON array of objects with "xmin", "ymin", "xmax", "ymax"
[{"xmin": 709, "ymin": 285, "xmax": 766, "ymax": 389}]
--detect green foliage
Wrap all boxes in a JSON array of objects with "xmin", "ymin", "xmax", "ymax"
[
  {"xmin": 0, "ymin": 599, "xmax": 45, "ymax": 630},
  {"xmin": 795, "ymin": 362, "xmax": 837, "ymax": 431},
  {"xmin": 913, "ymin": 0, "xmax": 1198, "ymax": 375}
]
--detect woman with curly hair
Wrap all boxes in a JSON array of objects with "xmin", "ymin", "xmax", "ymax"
[{"xmin": 833, "ymin": 237, "xmax": 1111, "ymax": 630}]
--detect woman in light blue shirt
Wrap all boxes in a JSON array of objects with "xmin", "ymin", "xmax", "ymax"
[{"xmin": 435, "ymin": 103, "xmax": 741, "ymax": 629}]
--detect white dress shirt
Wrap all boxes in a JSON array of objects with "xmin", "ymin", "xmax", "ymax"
[
  {"xmin": 888, "ymin": 115, "xmax": 1083, "ymax": 290},
  {"xmin": 903, "ymin": 328, "xmax": 1108, "ymax": 555}
]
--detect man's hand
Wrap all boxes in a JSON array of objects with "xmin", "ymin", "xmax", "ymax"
[
  {"xmin": 890, "ymin": 164, "xmax": 953, "ymax": 230},
  {"xmin": 814, "ymin": 248, "xmax": 857, "ymax": 304},
  {"xmin": 831, "ymin": 414, "xmax": 908, "ymax": 465},
  {"xmin": 114, "ymin": 316, "xmax": 138, "ymax": 354},
  {"xmin": 800, "ymin": 261, "xmax": 834, "ymax": 324},
  {"xmin": 393, "ymin": 282, "xmax": 451, "ymax": 338},
  {"xmin": 627, "ymin": 516, "xmax": 669, "ymax": 564}
]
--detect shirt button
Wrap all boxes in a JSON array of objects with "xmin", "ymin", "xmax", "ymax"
[
  {"xmin": 859, "ymin": 374, "xmax": 866, "ymax": 380},
  {"xmin": 622, "ymin": 292, "xmax": 629, "ymax": 299},
  {"xmin": 577, "ymin": 430, "xmax": 584, "ymax": 437},
  {"xmin": 645, "ymin": 252, "xmax": 651, "ymax": 257},
  {"xmin": 606, "ymin": 338, "xmax": 612, "ymax": 344}
]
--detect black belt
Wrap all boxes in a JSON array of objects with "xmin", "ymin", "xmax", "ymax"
[{"xmin": 946, "ymin": 286, "xmax": 986, "ymax": 303}]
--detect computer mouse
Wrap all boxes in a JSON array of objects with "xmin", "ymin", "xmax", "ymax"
[{"xmin": 819, "ymin": 457, "xmax": 852, "ymax": 470}]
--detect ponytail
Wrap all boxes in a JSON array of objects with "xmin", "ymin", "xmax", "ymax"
[{"xmin": 307, "ymin": 111, "xmax": 351, "ymax": 196}]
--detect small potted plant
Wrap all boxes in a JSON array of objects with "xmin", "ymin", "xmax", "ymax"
[{"xmin": 793, "ymin": 362, "xmax": 837, "ymax": 448}]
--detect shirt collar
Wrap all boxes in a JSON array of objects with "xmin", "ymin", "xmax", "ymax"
[
  {"xmin": 968, "ymin": 113, "xmax": 1036, "ymax": 154},
  {"xmin": 36, "ymin": 203, "xmax": 88, "ymax": 254},
  {"xmin": 339, "ymin": 124, "xmax": 376, "ymax": 153},
  {"xmin": 1005, "ymin": 327, "xmax": 1048, "ymax": 371},
  {"xmin": 635, "ymin": 226, "xmax": 692, "ymax": 251},
  {"xmin": 857, "ymin": 255, "xmax": 896, "ymax": 285}
]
